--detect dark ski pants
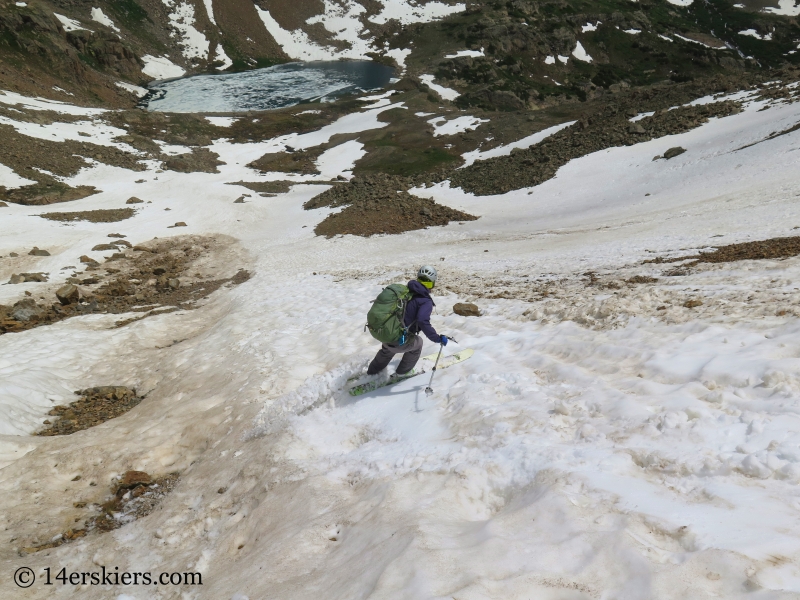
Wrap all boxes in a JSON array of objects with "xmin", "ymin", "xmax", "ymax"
[{"xmin": 367, "ymin": 335, "xmax": 423, "ymax": 376}]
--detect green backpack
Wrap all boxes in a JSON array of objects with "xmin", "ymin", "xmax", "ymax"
[{"xmin": 366, "ymin": 284, "xmax": 413, "ymax": 344}]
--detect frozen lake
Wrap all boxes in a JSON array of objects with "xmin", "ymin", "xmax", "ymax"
[{"xmin": 144, "ymin": 60, "xmax": 395, "ymax": 113}]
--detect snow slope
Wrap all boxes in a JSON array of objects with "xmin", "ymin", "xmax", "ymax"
[{"xmin": 1, "ymin": 87, "xmax": 800, "ymax": 599}]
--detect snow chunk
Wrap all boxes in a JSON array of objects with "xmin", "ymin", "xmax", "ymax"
[
  {"xmin": 419, "ymin": 74, "xmax": 460, "ymax": 100},
  {"xmin": 116, "ymin": 81, "xmax": 148, "ymax": 98},
  {"xmin": 624, "ymin": 29, "xmax": 641, "ymax": 35},
  {"xmin": 206, "ymin": 116, "xmax": 238, "ymax": 127},
  {"xmin": 91, "ymin": 7, "xmax": 120, "ymax": 32},
  {"xmin": 54, "ymin": 13, "xmax": 90, "ymax": 32},
  {"xmin": 0, "ymin": 162, "xmax": 36, "ymax": 189},
  {"xmin": 163, "ymin": 0, "xmax": 210, "ymax": 61},
  {"xmin": 544, "ymin": 56, "xmax": 555, "ymax": 65},
  {"xmin": 141, "ymin": 55, "xmax": 186, "ymax": 80},
  {"xmin": 572, "ymin": 41, "xmax": 593, "ymax": 63},
  {"xmin": 460, "ymin": 120, "xmax": 575, "ymax": 167},
  {"xmin": 427, "ymin": 115, "xmax": 488, "ymax": 137},
  {"xmin": 557, "ymin": 55, "xmax": 568, "ymax": 64},
  {"xmin": 666, "ymin": 0, "xmax": 693, "ymax": 5},
  {"xmin": 582, "ymin": 22, "xmax": 599, "ymax": 33},
  {"xmin": 445, "ymin": 49, "xmax": 485, "ymax": 58}
]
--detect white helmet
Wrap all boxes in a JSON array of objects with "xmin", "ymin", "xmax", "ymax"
[{"xmin": 417, "ymin": 265, "xmax": 437, "ymax": 283}]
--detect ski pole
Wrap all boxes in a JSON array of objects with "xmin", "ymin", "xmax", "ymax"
[{"xmin": 424, "ymin": 343, "xmax": 444, "ymax": 396}]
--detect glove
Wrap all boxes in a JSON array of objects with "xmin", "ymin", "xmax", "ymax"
[{"xmin": 440, "ymin": 335, "xmax": 448, "ymax": 346}]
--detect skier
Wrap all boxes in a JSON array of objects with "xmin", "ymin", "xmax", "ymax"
[{"xmin": 367, "ymin": 265, "xmax": 449, "ymax": 376}]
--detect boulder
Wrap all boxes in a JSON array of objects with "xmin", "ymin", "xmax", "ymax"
[
  {"xmin": 56, "ymin": 284, "xmax": 81, "ymax": 305},
  {"xmin": 21, "ymin": 272, "xmax": 48, "ymax": 282},
  {"xmin": 628, "ymin": 123, "xmax": 646, "ymax": 134},
  {"xmin": 8, "ymin": 274, "xmax": 24, "ymax": 284},
  {"xmin": 29, "ymin": 247, "xmax": 50, "ymax": 256},
  {"xmin": 11, "ymin": 298, "xmax": 44, "ymax": 322},
  {"xmin": 79, "ymin": 255, "xmax": 99, "ymax": 265},
  {"xmin": 91, "ymin": 243, "xmax": 118, "ymax": 251},
  {"xmin": 664, "ymin": 146, "xmax": 686, "ymax": 159},
  {"xmin": 684, "ymin": 299, "xmax": 703, "ymax": 308},
  {"xmin": 126, "ymin": 197, "xmax": 144, "ymax": 204},
  {"xmin": 453, "ymin": 302, "xmax": 481, "ymax": 317},
  {"xmin": 0, "ymin": 201, "xmax": 8, "ymax": 207}
]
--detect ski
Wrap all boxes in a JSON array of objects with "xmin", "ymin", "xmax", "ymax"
[{"xmin": 348, "ymin": 348, "xmax": 473, "ymax": 396}]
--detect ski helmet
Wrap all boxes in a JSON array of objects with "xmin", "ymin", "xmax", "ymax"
[{"xmin": 417, "ymin": 265, "xmax": 437, "ymax": 283}]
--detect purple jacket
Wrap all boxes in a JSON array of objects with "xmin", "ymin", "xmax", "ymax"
[{"xmin": 404, "ymin": 280, "xmax": 441, "ymax": 343}]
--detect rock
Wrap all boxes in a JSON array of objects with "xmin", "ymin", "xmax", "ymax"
[
  {"xmin": 453, "ymin": 302, "xmax": 481, "ymax": 317},
  {"xmin": 168, "ymin": 278, "xmax": 180, "ymax": 289},
  {"xmin": 11, "ymin": 298, "xmax": 44, "ymax": 322},
  {"xmin": 56, "ymin": 284, "xmax": 81, "ymax": 305},
  {"xmin": 0, "ymin": 201, "xmax": 7, "ymax": 207},
  {"xmin": 684, "ymin": 299, "xmax": 703, "ymax": 308},
  {"xmin": 21, "ymin": 272, "xmax": 49, "ymax": 282},
  {"xmin": 172, "ymin": 222, "xmax": 187, "ymax": 227},
  {"xmin": 126, "ymin": 197, "xmax": 144, "ymax": 204},
  {"xmin": 152, "ymin": 267, "xmax": 166, "ymax": 275},
  {"xmin": 234, "ymin": 196, "xmax": 246, "ymax": 203},
  {"xmin": 664, "ymin": 146, "xmax": 686, "ymax": 159},
  {"xmin": 8, "ymin": 274, "xmax": 25, "ymax": 284},
  {"xmin": 9, "ymin": 252, "xmax": 18, "ymax": 257},
  {"xmin": 628, "ymin": 123, "xmax": 646, "ymax": 134},
  {"xmin": 107, "ymin": 233, "xmax": 126, "ymax": 238},
  {"xmin": 92, "ymin": 243, "xmax": 118, "ymax": 251},
  {"xmin": 79, "ymin": 255, "xmax": 99, "ymax": 265},
  {"xmin": 117, "ymin": 470, "xmax": 152, "ymax": 490},
  {"xmin": 29, "ymin": 247, "xmax": 50, "ymax": 256}
]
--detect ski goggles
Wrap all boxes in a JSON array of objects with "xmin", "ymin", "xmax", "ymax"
[{"xmin": 419, "ymin": 280, "xmax": 434, "ymax": 289}]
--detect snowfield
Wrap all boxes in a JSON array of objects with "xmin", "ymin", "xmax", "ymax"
[{"xmin": 1, "ymin": 85, "xmax": 800, "ymax": 599}]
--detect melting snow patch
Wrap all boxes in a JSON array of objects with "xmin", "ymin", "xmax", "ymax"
[
  {"xmin": 54, "ymin": 13, "xmax": 90, "ymax": 32},
  {"xmin": 630, "ymin": 111, "xmax": 655, "ymax": 123},
  {"xmin": 202, "ymin": 0, "xmax": 217, "ymax": 25},
  {"xmin": 739, "ymin": 29, "xmax": 773, "ymax": 41},
  {"xmin": 460, "ymin": 121, "xmax": 575, "ymax": 167},
  {"xmin": 0, "ymin": 162, "xmax": 36, "ymax": 189},
  {"xmin": 658, "ymin": 34, "xmax": 674, "ymax": 42},
  {"xmin": 163, "ymin": 0, "xmax": 210, "ymax": 61},
  {"xmin": 369, "ymin": 0, "xmax": 466, "ymax": 25},
  {"xmin": 445, "ymin": 49, "xmax": 485, "ymax": 58},
  {"xmin": 674, "ymin": 34, "xmax": 726, "ymax": 49},
  {"xmin": 255, "ymin": 7, "xmax": 338, "ymax": 61},
  {"xmin": 624, "ymin": 28, "xmax": 641, "ymax": 35},
  {"xmin": 544, "ymin": 55, "xmax": 555, "ymax": 65},
  {"xmin": 765, "ymin": 0, "xmax": 800, "ymax": 13},
  {"xmin": 385, "ymin": 47, "xmax": 412, "ymax": 70},
  {"xmin": 0, "ymin": 90, "xmax": 106, "ymax": 115},
  {"xmin": 141, "ymin": 55, "xmax": 186, "ymax": 80},
  {"xmin": 427, "ymin": 115, "xmax": 488, "ymax": 137},
  {"xmin": 116, "ymin": 81, "xmax": 148, "ymax": 98},
  {"xmin": 213, "ymin": 45, "xmax": 233, "ymax": 70},
  {"xmin": 572, "ymin": 41, "xmax": 593, "ymax": 63},
  {"xmin": 91, "ymin": 7, "xmax": 120, "ymax": 32},
  {"xmin": 206, "ymin": 116, "xmax": 238, "ymax": 127},
  {"xmin": 666, "ymin": 0, "xmax": 694, "ymax": 5},
  {"xmin": 582, "ymin": 22, "xmax": 599, "ymax": 33},
  {"xmin": 557, "ymin": 55, "xmax": 569, "ymax": 64},
  {"xmin": 419, "ymin": 74, "xmax": 460, "ymax": 100}
]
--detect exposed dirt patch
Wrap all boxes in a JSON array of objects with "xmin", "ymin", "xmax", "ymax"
[
  {"xmin": 36, "ymin": 387, "xmax": 143, "ymax": 436},
  {"xmin": 0, "ymin": 235, "xmax": 251, "ymax": 336},
  {"xmin": 0, "ymin": 183, "xmax": 100, "ymax": 206},
  {"xmin": 39, "ymin": 208, "xmax": 136, "ymax": 223},
  {"xmin": 229, "ymin": 180, "xmax": 294, "ymax": 195},
  {"xmin": 22, "ymin": 471, "xmax": 179, "ymax": 554},
  {"xmin": 163, "ymin": 148, "xmax": 224, "ymax": 173},
  {"xmin": 248, "ymin": 147, "xmax": 324, "ymax": 175},
  {"xmin": 305, "ymin": 174, "xmax": 477, "ymax": 237},
  {"xmin": 646, "ymin": 235, "xmax": 800, "ymax": 266}
]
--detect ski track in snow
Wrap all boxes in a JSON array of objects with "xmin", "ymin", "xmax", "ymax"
[{"xmin": 1, "ymin": 87, "xmax": 800, "ymax": 598}]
